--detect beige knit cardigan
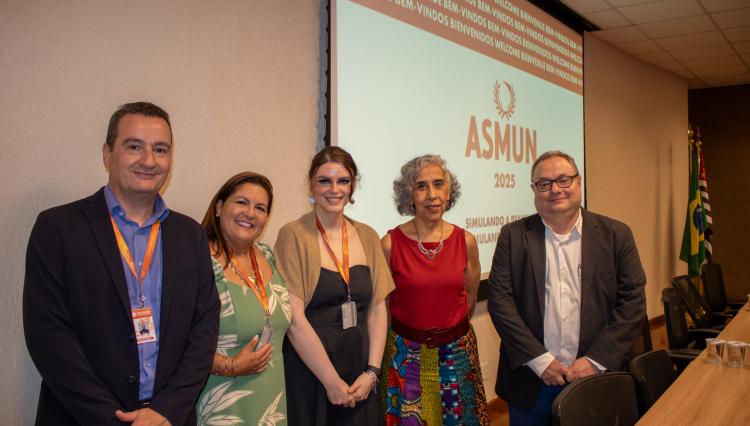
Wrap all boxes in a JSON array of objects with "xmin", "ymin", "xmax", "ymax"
[{"xmin": 274, "ymin": 211, "xmax": 395, "ymax": 308}]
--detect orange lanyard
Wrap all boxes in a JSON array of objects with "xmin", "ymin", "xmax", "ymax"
[
  {"xmin": 110, "ymin": 216, "xmax": 160, "ymax": 306},
  {"xmin": 315, "ymin": 216, "xmax": 350, "ymax": 287},
  {"xmin": 230, "ymin": 247, "xmax": 270, "ymax": 317}
]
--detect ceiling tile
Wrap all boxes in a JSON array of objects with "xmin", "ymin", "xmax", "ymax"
[
  {"xmin": 584, "ymin": 9, "xmax": 631, "ymax": 29},
  {"xmin": 560, "ymin": 0, "xmax": 611, "ymax": 14},
  {"xmin": 655, "ymin": 31, "xmax": 727, "ymax": 49},
  {"xmin": 658, "ymin": 61, "xmax": 691, "ymax": 73},
  {"xmin": 607, "ymin": 0, "xmax": 653, "ymax": 6},
  {"xmin": 691, "ymin": 64, "xmax": 749, "ymax": 77},
  {"xmin": 637, "ymin": 51, "xmax": 675, "ymax": 63},
  {"xmin": 638, "ymin": 15, "xmax": 717, "ymax": 38},
  {"xmin": 687, "ymin": 78, "xmax": 708, "ymax": 89},
  {"xmin": 734, "ymin": 40, "xmax": 750, "ymax": 53},
  {"xmin": 682, "ymin": 55, "xmax": 744, "ymax": 68},
  {"xmin": 670, "ymin": 43, "xmax": 734, "ymax": 60},
  {"xmin": 617, "ymin": 39, "xmax": 663, "ymax": 54},
  {"xmin": 665, "ymin": 66, "xmax": 696, "ymax": 79},
  {"xmin": 711, "ymin": 8, "xmax": 750, "ymax": 29},
  {"xmin": 699, "ymin": 0, "xmax": 750, "ymax": 13},
  {"xmin": 618, "ymin": 0, "xmax": 704, "ymax": 24},
  {"xmin": 593, "ymin": 25, "xmax": 648, "ymax": 44},
  {"xmin": 700, "ymin": 73, "xmax": 750, "ymax": 86},
  {"xmin": 723, "ymin": 26, "xmax": 750, "ymax": 42}
]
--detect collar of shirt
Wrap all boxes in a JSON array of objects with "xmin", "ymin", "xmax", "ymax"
[
  {"xmin": 104, "ymin": 185, "xmax": 170, "ymax": 226},
  {"xmin": 541, "ymin": 208, "xmax": 583, "ymax": 243}
]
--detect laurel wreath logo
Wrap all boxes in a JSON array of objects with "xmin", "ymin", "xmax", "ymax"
[{"xmin": 493, "ymin": 80, "xmax": 516, "ymax": 120}]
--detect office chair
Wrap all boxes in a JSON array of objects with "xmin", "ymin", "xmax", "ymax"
[
  {"xmin": 662, "ymin": 287, "xmax": 719, "ymax": 371},
  {"xmin": 701, "ymin": 263, "xmax": 743, "ymax": 315},
  {"xmin": 550, "ymin": 372, "xmax": 640, "ymax": 426},
  {"xmin": 629, "ymin": 350, "xmax": 678, "ymax": 411},
  {"xmin": 671, "ymin": 275, "xmax": 729, "ymax": 330}
]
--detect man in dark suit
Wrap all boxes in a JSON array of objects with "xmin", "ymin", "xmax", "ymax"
[
  {"xmin": 488, "ymin": 150, "xmax": 645, "ymax": 425},
  {"xmin": 23, "ymin": 102, "xmax": 220, "ymax": 425}
]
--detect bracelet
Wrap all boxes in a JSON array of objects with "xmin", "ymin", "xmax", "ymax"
[
  {"xmin": 366, "ymin": 365, "xmax": 381, "ymax": 376},
  {"xmin": 224, "ymin": 355, "xmax": 229, "ymax": 376},
  {"xmin": 213, "ymin": 354, "xmax": 222, "ymax": 375},
  {"xmin": 230, "ymin": 356, "xmax": 236, "ymax": 377},
  {"xmin": 363, "ymin": 370, "xmax": 379, "ymax": 385}
]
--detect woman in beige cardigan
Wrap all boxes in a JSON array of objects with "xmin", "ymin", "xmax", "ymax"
[{"xmin": 275, "ymin": 146, "xmax": 394, "ymax": 426}]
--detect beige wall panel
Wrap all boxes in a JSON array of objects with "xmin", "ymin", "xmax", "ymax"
[
  {"xmin": 584, "ymin": 33, "xmax": 688, "ymax": 320},
  {"xmin": 0, "ymin": 1, "xmax": 320, "ymax": 423}
]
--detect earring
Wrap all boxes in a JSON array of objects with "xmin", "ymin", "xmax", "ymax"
[{"xmin": 308, "ymin": 195, "xmax": 315, "ymax": 204}]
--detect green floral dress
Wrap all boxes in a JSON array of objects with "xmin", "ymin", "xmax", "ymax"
[{"xmin": 197, "ymin": 243, "xmax": 291, "ymax": 426}]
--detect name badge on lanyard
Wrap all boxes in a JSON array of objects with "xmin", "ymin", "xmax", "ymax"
[
  {"xmin": 341, "ymin": 300, "xmax": 357, "ymax": 330},
  {"xmin": 111, "ymin": 216, "xmax": 160, "ymax": 345},
  {"xmin": 316, "ymin": 216, "xmax": 357, "ymax": 330},
  {"xmin": 132, "ymin": 307, "xmax": 157, "ymax": 344},
  {"xmin": 257, "ymin": 319, "xmax": 275, "ymax": 350},
  {"xmin": 230, "ymin": 246, "xmax": 276, "ymax": 349}
]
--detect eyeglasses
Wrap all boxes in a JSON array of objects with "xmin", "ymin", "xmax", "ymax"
[{"xmin": 532, "ymin": 174, "xmax": 579, "ymax": 192}]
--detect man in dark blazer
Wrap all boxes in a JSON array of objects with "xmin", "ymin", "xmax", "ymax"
[
  {"xmin": 488, "ymin": 150, "xmax": 645, "ymax": 425},
  {"xmin": 23, "ymin": 102, "xmax": 220, "ymax": 425}
]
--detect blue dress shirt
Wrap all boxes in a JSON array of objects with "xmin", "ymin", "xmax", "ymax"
[{"xmin": 104, "ymin": 186, "xmax": 169, "ymax": 401}]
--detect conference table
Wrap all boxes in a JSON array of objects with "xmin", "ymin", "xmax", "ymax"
[{"xmin": 637, "ymin": 302, "xmax": 750, "ymax": 425}]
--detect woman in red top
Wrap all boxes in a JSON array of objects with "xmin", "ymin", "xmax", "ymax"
[{"xmin": 379, "ymin": 154, "xmax": 489, "ymax": 425}]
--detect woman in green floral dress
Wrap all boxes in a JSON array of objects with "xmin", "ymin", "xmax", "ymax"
[{"xmin": 197, "ymin": 172, "xmax": 291, "ymax": 425}]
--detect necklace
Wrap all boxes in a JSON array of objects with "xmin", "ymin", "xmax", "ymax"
[
  {"xmin": 228, "ymin": 248, "xmax": 267, "ymax": 307},
  {"xmin": 414, "ymin": 220, "xmax": 444, "ymax": 259},
  {"xmin": 229, "ymin": 262, "xmax": 264, "ymax": 287}
]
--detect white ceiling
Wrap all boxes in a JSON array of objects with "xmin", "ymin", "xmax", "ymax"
[{"xmin": 560, "ymin": 0, "xmax": 750, "ymax": 88}]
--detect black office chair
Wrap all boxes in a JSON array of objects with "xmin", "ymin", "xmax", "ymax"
[
  {"xmin": 550, "ymin": 372, "xmax": 640, "ymax": 426},
  {"xmin": 629, "ymin": 350, "xmax": 678, "ymax": 411},
  {"xmin": 626, "ymin": 314, "xmax": 653, "ymax": 362},
  {"xmin": 671, "ymin": 275, "xmax": 729, "ymax": 329},
  {"xmin": 662, "ymin": 287, "xmax": 719, "ymax": 370},
  {"xmin": 701, "ymin": 263, "xmax": 743, "ymax": 315}
]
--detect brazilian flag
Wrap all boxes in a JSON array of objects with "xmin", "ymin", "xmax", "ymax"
[{"xmin": 679, "ymin": 145, "xmax": 707, "ymax": 276}]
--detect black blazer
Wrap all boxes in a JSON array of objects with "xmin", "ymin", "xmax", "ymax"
[
  {"xmin": 487, "ymin": 210, "xmax": 646, "ymax": 410},
  {"xmin": 23, "ymin": 188, "xmax": 220, "ymax": 425}
]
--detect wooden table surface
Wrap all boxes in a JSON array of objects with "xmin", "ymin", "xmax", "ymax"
[{"xmin": 637, "ymin": 303, "xmax": 750, "ymax": 425}]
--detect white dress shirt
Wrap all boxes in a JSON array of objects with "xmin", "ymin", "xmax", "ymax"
[{"xmin": 526, "ymin": 210, "xmax": 605, "ymax": 377}]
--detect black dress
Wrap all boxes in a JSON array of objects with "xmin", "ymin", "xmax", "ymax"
[{"xmin": 283, "ymin": 265, "xmax": 382, "ymax": 426}]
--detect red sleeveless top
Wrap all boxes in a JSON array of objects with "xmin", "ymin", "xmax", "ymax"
[{"xmin": 388, "ymin": 225, "xmax": 468, "ymax": 330}]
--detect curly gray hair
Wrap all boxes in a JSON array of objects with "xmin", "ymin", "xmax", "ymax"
[{"xmin": 393, "ymin": 154, "xmax": 461, "ymax": 216}]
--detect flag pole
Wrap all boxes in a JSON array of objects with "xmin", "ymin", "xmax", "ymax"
[{"xmin": 688, "ymin": 123, "xmax": 695, "ymax": 176}]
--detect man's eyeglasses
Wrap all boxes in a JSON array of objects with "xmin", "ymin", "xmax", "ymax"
[{"xmin": 532, "ymin": 174, "xmax": 579, "ymax": 192}]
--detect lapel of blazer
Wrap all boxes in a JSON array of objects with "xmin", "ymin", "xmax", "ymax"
[
  {"xmin": 81, "ymin": 188, "xmax": 131, "ymax": 318},
  {"xmin": 525, "ymin": 215, "xmax": 546, "ymax": 316},
  {"xmin": 159, "ymin": 213, "xmax": 175, "ymax": 334},
  {"xmin": 580, "ymin": 209, "xmax": 598, "ymax": 335}
]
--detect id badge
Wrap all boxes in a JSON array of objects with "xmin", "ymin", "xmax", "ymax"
[
  {"xmin": 341, "ymin": 300, "xmax": 357, "ymax": 330},
  {"xmin": 256, "ymin": 320, "xmax": 274, "ymax": 350},
  {"xmin": 132, "ymin": 307, "xmax": 157, "ymax": 344}
]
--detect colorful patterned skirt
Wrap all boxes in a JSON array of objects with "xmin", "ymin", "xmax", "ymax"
[{"xmin": 379, "ymin": 326, "xmax": 489, "ymax": 426}]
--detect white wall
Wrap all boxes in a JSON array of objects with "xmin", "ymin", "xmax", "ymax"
[{"xmin": 0, "ymin": 1, "xmax": 319, "ymax": 423}]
